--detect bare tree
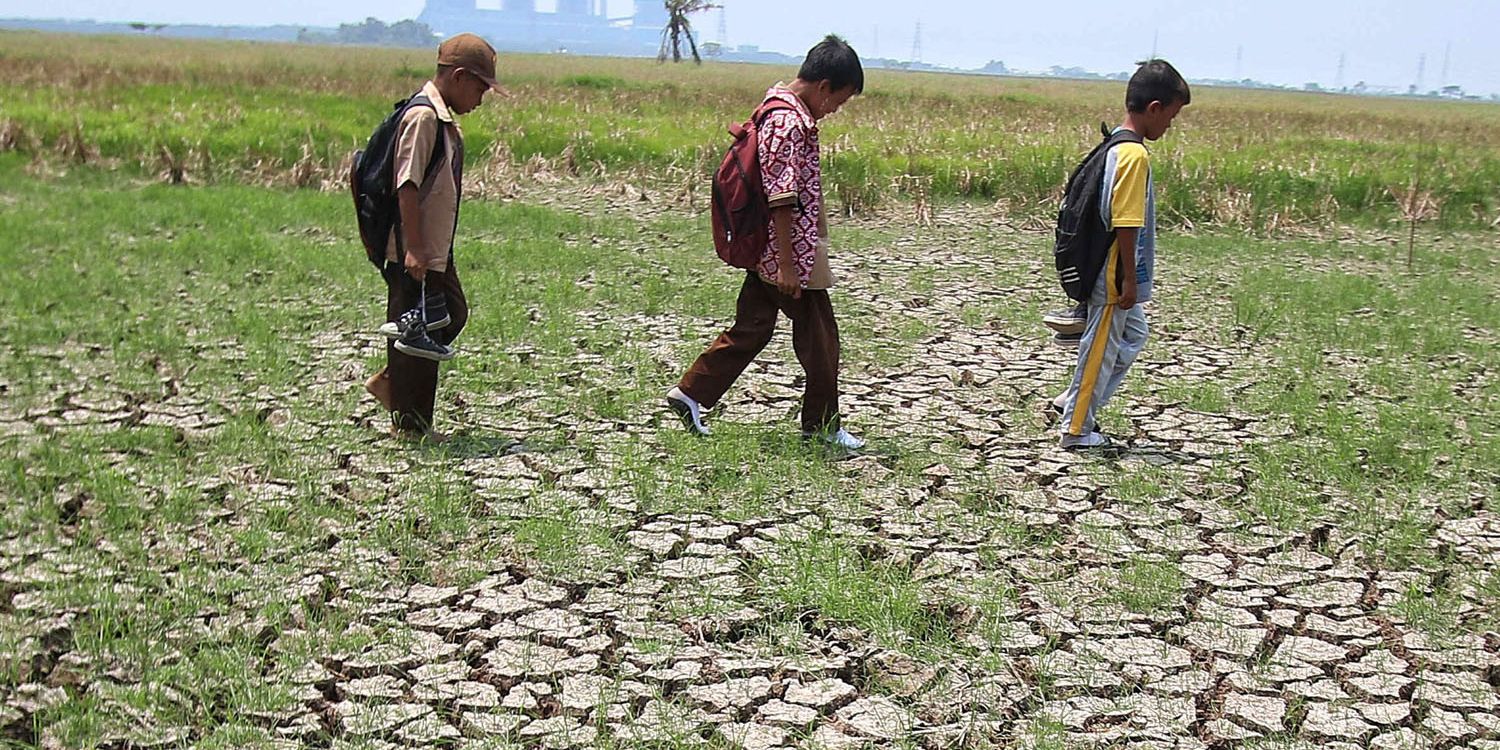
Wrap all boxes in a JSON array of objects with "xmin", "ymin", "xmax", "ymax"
[{"xmin": 657, "ymin": 1, "xmax": 720, "ymax": 64}]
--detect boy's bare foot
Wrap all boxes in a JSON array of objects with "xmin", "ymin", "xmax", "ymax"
[{"xmin": 365, "ymin": 370, "xmax": 394, "ymax": 411}]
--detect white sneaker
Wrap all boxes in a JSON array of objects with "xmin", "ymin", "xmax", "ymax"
[
  {"xmin": 807, "ymin": 427, "xmax": 865, "ymax": 451},
  {"xmin": 666, "ymin": 387, "xmax": 710, "ymax": 436},
  {"xmin": 1059, "ymin": 431, "xmax": 1119, "ymax": 453}
]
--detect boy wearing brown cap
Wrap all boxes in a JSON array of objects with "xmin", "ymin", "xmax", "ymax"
[{"xmin": 365, "ymin": 33, "xmax": 503, "ymax": 443}]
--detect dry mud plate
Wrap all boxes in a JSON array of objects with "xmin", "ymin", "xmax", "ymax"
[{"xmin": 2, "ymin": 174, "xmax": 1498, "ymax": 750}]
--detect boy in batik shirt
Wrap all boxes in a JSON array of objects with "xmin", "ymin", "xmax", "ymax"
[{"xmin": 667, "ymin": 35, "xmax": 866, "ymax": 450}]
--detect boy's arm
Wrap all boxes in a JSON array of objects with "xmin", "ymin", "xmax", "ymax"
[
  {"xmin": 759, "ymin": 112, "xmax": 805, "ymax": 299},
  {"xmin": 1106, "ymin": 144, "xmax": 1148, "ymax": 310},
  {"xmin": 398, "ymin": 185, "xmax": 427, "ymax": 281},
  {"xmin": 1114, "ymin": 227, "xmax": 1139, "ymax": 310},
  {"xmin": 771, "ymin": 205, "xmax": 801, "ymax": 299},
  {"xmin": 391, "ymin": 107, "xmax": 440, "ymax": 280}
]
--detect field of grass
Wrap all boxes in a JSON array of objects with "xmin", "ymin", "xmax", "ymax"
[
  {"xmin": 3, "ymin": 31, "xmax": 1500, "ymax": 228},
  {"xmin": 1, "ymin": 31, "xmax": 1499, "ymax": 750}
]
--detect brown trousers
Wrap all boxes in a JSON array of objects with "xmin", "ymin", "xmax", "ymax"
[
  {"xmin": 378, "ymin": 260, "xmax": 468, "ymax": 432},
  {"xmin": 679, "ymin": 272, "xmax": 841, "ymax": 433}
]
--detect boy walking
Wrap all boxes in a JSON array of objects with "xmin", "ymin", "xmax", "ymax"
[
  {"xmin": 1056, "ymin": 59, "xmax": 1190, "ymax": 450},
  {"xmin": 364, "ymin": 33, "xmax": 503, "ymax": 443},
  {"xmin": 667, "ymin": 35, "xmax": 865, "ymax": 450}
]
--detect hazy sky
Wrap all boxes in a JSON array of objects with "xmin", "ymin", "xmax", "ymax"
[{"xmin": 3, "ymin": 0, "xmax": 1496, "ymax": 94}]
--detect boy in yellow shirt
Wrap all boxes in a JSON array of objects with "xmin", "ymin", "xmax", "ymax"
[{"xmin": 1056, "ymin": 60, "xmax": 1190, "ymax": 451}]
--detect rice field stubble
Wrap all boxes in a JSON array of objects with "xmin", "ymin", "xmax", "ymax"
[{"xmin": 3, "ymin": 31, "xmax": 1500, "ymax": 228}]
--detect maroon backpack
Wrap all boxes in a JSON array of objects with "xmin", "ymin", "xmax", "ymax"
[{"xmin": 710, "ymin": 99, "xmax": 797, "ymax": 269}]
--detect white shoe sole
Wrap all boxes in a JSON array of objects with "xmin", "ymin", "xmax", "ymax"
[
  {"xmin": 1060, "ymin": 434, "xmax": 1122, "ymax": 454},
  {"xmin": 1042, "ymin": 317, "xmax": 1087, "ymax": 335},
  {"xmin": 802, "ymin": 431, "xmax": 865, "ymax": 451},
  {"xmin": 380, "ymin": 316, "xmax": 450, "ymax": 340},
  {"xmin": 394, "ymin": 340, "xmax": 455, "ymax": 362}
]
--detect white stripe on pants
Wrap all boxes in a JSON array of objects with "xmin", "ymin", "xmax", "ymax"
[{"xmin": 1059, "ymin": 263, "xmax": 1149, "ymax": 437}]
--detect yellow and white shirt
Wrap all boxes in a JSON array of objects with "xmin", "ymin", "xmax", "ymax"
[{"xmin": 1098, "ymin": 132, "xmax": 1155, "ymax": 302}]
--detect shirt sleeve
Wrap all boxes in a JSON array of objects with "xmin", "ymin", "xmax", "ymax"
[
  {"xmin": 392, "ymin": 106, "xmax": 439, "ymax": 190},
  {"xmin": 758, "ymin": 111, "xmax": 805, "ymax": 209},
  {"xmin": 1108, "ymin": 143, "xmax": 1149, "ymax": 229}
]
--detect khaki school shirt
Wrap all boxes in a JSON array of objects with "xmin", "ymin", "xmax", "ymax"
[{"xmin": 385, "ymin": 81, "xmax": 462, "ymax": 274}]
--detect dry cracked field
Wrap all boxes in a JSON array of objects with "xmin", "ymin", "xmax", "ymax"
[{"xmin": 1, "ymin": 135, "xmax": 1498, "ymax": 750}]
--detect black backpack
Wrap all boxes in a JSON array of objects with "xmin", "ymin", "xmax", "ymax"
[
  {"xmin": 349, "ymin": 94, "xmax": 447, "ymax": 269},
  {"xmin": 1053, "ymin": 124, "xmax": 1144, "ymax": 302}
]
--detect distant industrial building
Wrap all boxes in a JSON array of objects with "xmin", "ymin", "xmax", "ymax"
[{"xmin": 418, "ymin": 0, "xmax": 667, "ymax": 56}]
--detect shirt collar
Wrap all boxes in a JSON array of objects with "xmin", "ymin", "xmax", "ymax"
[
  {"xmin": 765, "ymin": 83, "xmax": 817, "ymax": 131},
  {"xmin": 421, "ymin": 80, "xmax": 456, "ymax": 124}
]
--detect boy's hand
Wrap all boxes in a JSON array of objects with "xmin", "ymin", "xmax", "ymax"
[
  {"xmin": 776, "ymin": 265, "xmax": 802, "ymax": 299},
  {"xmin": 1117, "ymin": 278, "xmax": 1138, "ymax": 310},
  {"xmin": 405, "ymin": 253, "xmax": 428, "ymax": 282}
]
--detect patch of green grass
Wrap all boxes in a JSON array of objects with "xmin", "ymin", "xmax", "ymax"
[
  {"xmin": 1162, "ymin": 380, "xmax": 1231, "ymax": 413},
  {"xmin": 633, "ymin": 424, "xmax": 844, "ymax": 520},
  {"xmin": 1111, "ymin": 557, "xmax": 1186, "ymax": 615},
  {"xmin": 758, "ymin": 529, "xmax": 951, "ymax": 652},
  {"xmin": 1108, "ymin": 465, "xmax": 1179, "ymax": 504},
  {"xmin": 1238, "ymin": 444, "xmax": 1328, "ymax": 530},
  {"xmin": 1020, "ymin": 717, "xmax": 1070, "ymax": 750},
  {"xmin": 1390, "ymin": 578, "xmax": 1463, "ymax": 639},
  {"xmin": 510, "ymin": 508, "xmax": 629, "ymax": 583},
  {"xmin": 559, "ymin": 73, "xmax": 632, "ymax": 90},
  {"xmin": 1191, "ymin": 231, "xmax": 1499, "ymax": 574},
  {"xmin": 1470, "ymin": 568, "xmax": 1500, "ymax": 633}
]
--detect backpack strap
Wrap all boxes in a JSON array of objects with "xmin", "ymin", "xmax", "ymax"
[
  {"xmin": 388, "ymin": 93, "xmax": 450, "ymax": 265},
  {"xmin": 403, "ymin": 94, "xmax": 449, "ymax": 187},
  {"xmin": 747, "ymin": 98, "xmax": 808, "ymax": 216},
  {"xmin": 1066, "ymin": 126, "xmax": 1144, "ymax": 197},
  {"xmin": 752, "ymin": 98, "xmax": 797, "ymax": 126},
  {"xmin": 1103, "ymin": 126, "xmax": 1144, "ymax": 148}
]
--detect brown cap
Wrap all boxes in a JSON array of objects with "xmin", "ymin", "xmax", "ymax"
[{"xmin": 438, "ymin": 33, "xmax": 504, "ymax": 92}]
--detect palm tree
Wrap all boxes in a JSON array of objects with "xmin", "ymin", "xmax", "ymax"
[{"xmin": 657, "ymin": 0, "xmax": 720, "ymax": 64}]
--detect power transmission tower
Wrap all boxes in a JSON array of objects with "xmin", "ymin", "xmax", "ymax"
[
  {"xmin": 873, "ymin": 25, "xmax": 879, "ymax": 60},
  {"xmin": 1440, "ymin": 41, "xmax": 1451, "ymax": 85},
  {"xmin": 1234, "ymin": 45, "xmax": 1243, "ymax": 80},
  {"xmin": 911, "ymin": 21, "xmax": 922, "ymax": 64},
  {"xmin": 1336, "ymin": 52, "xmax": 1346, "ymax": 90},
  {"xmin": 716, "ymin": 7, "xmax": 727, "ymax": 47},
  {"xmin": 1150, "ymin": 29, "xmax": 1158, "ymax": 60},
  {"xmin": 1416, "ymin": 53, "xmax": 1426, "ymax": 92}
]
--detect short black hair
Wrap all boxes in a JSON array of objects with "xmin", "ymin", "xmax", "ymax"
[
  {"xmin": 798, "ymin": 35, "xmax": 864, "ymax": 95},
  {"xmin": 1126, "ymin": 59, "xmax": 1190, "ymax": 113}
]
